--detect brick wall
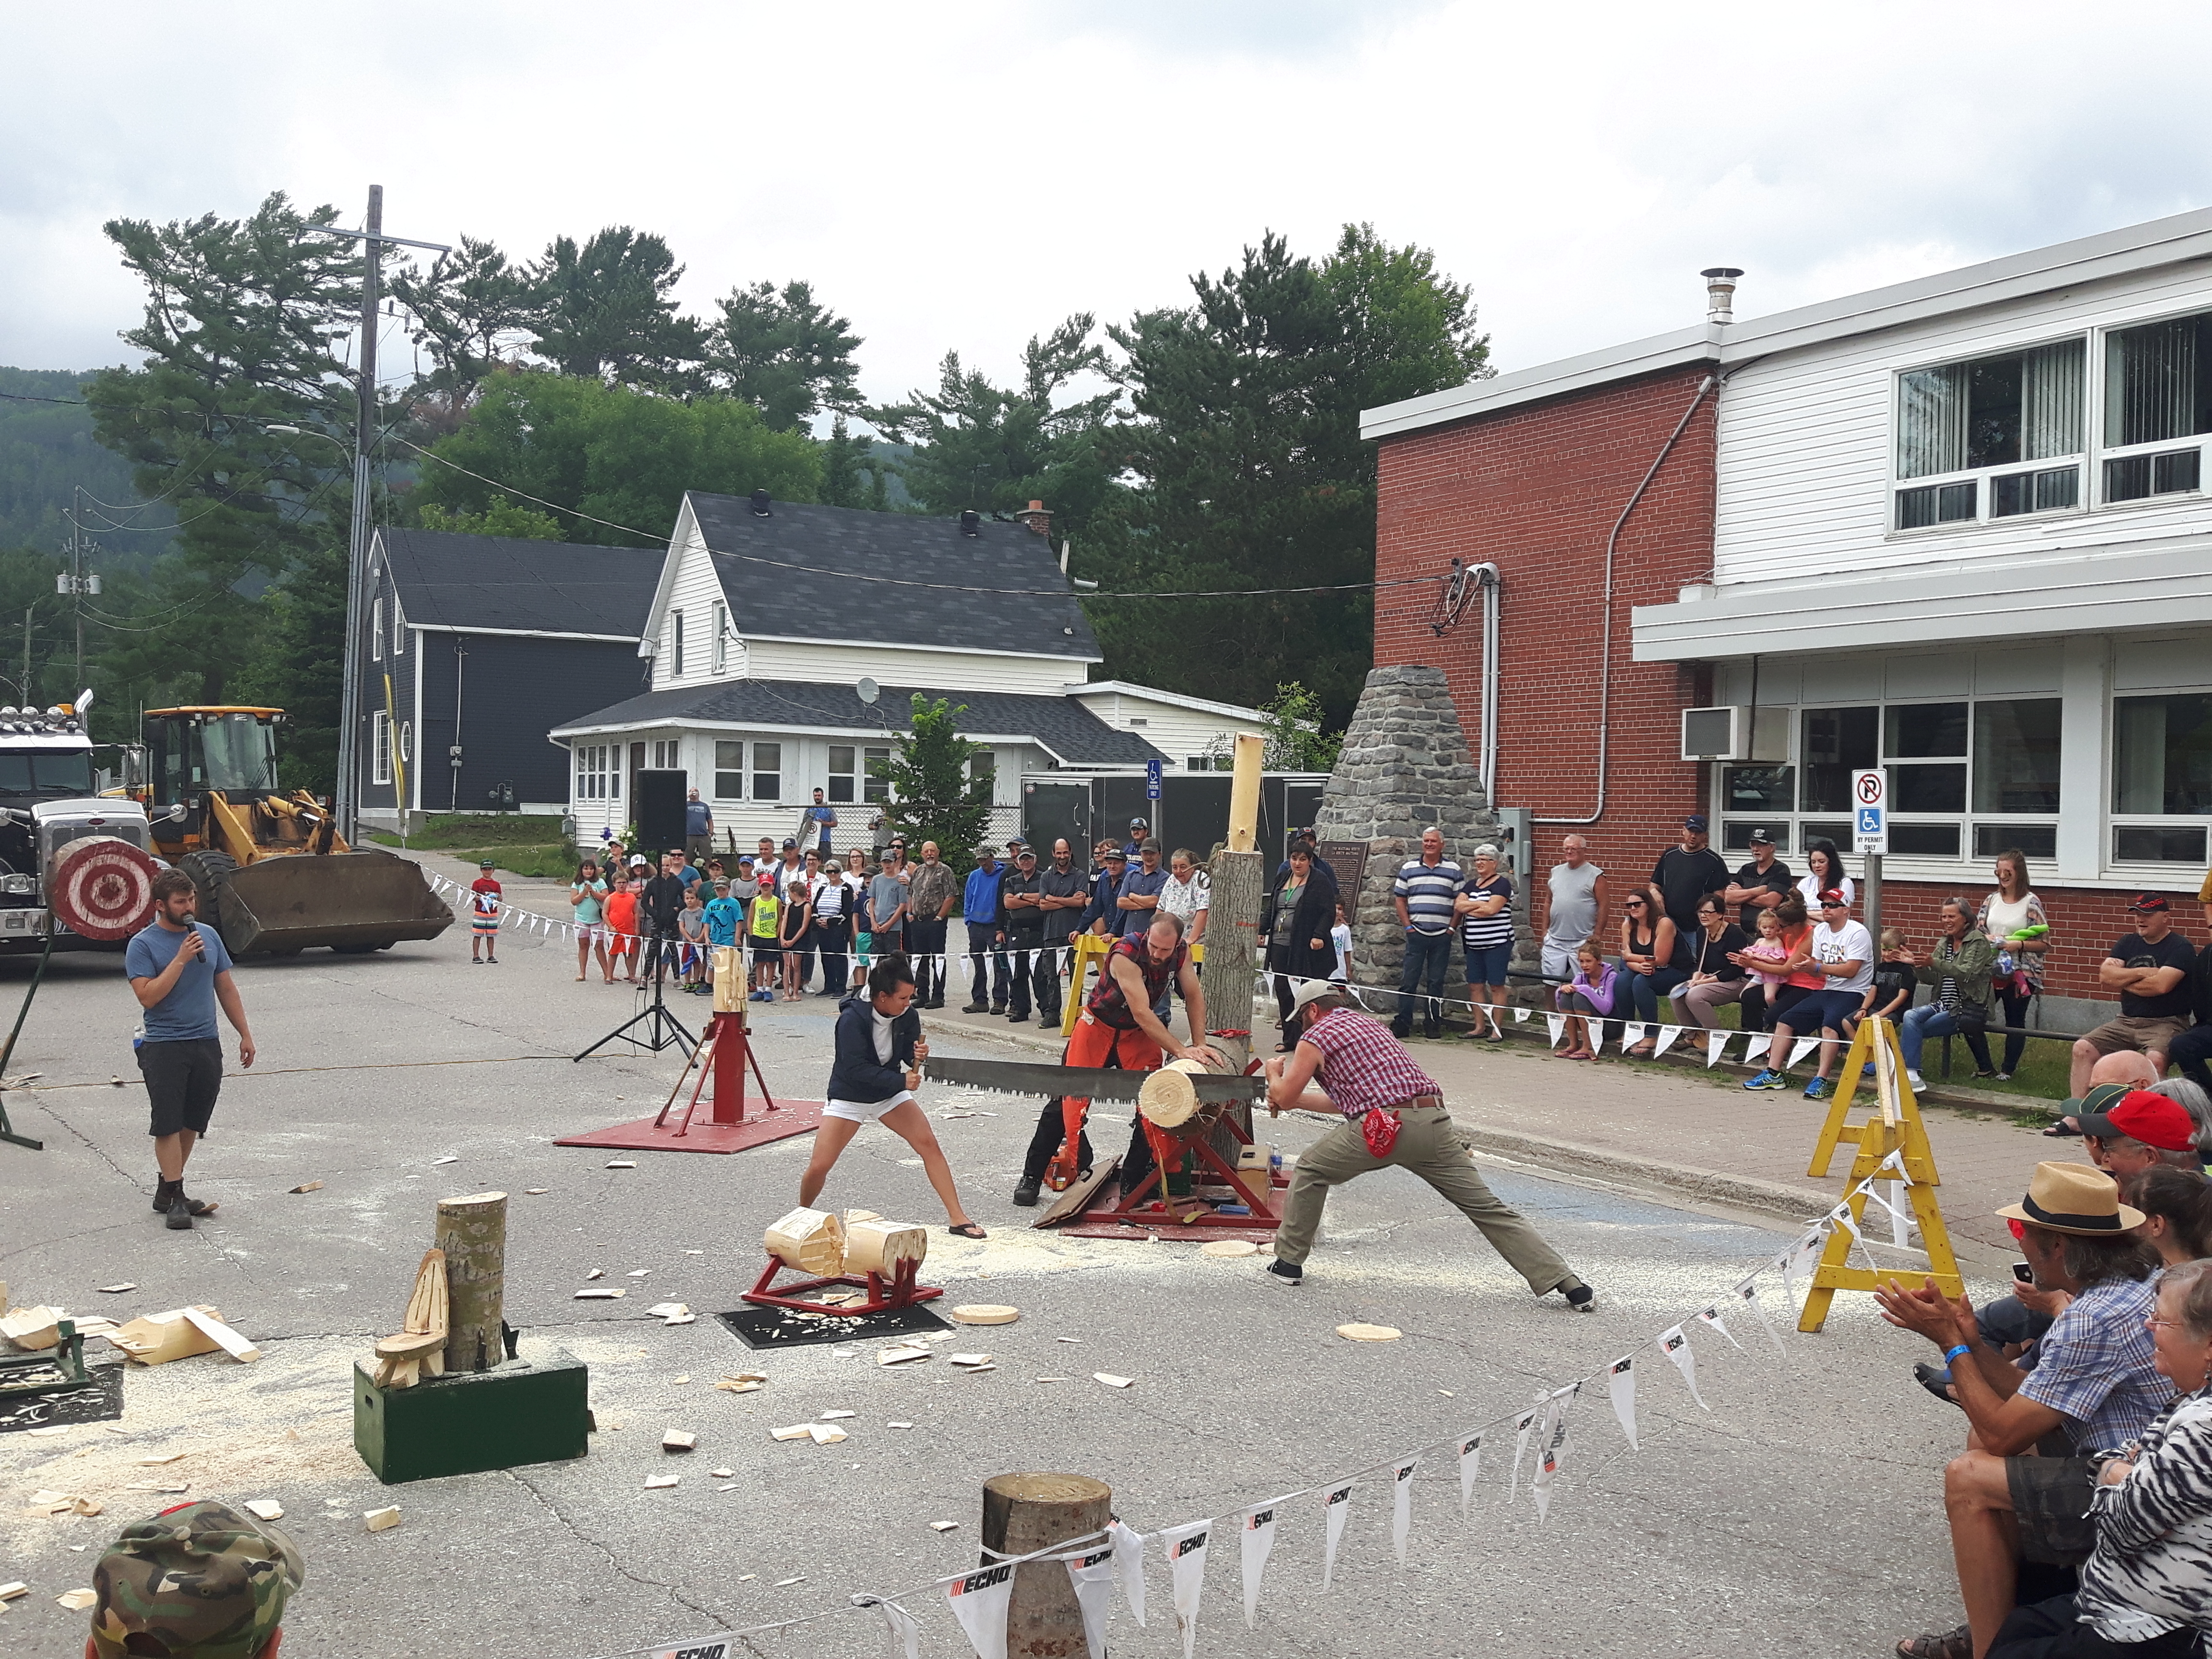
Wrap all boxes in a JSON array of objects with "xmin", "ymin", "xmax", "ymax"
[{"xmin": 1370, "ymin": 362, "xmax": 2212, "ymax": 1017}]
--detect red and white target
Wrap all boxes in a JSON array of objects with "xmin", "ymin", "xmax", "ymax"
[{"xmin": 49, "ymin": 835, "xmax": 161, "ymax": 942}]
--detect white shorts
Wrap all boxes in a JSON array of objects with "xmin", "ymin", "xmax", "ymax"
[
  {"xmin": 1540, "ymin": 940, "xmax": 1578, "ymax": 982},
  {"xmin": 822, "ymin": 1091, "xmax": 915, "ymax": 1124}
]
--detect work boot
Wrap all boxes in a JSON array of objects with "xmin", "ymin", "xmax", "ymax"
[
  {"xmin": 1422, "ymin": 1018, "xmax": 1441, "ymax": 1041},
  {"xmin": 152, "ymin": 1178, "xmax": 176, "ymax": 1213},
  {"xmin": 962, "ymin": 999, "xmax": 989, "ymax": 1014},
  {"xmin": 989, "ymin": 1003, "xmax": 1007, "ymax": 1016},
  {"xmin": 1037, "ymin": 1013, "xmax": 1058, "ymax": 1028},
  {"xmin": 165, "ymin": 1192, "xmax": 193, "ymax": 1230},
  {"xmin": 1011, "ymin": 1177, "xmax": 1042, "ymax": 1207},
  {"xmin": 1390, "ymin": 1021, "xmax": 1412, "ymax": 1040}
]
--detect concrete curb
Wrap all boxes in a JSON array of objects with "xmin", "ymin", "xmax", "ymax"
[{"xmin": 1452, "ymin": 1123, "xmax": 1837, "ymax": 1224}]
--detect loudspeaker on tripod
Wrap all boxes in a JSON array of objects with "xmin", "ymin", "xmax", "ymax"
[{"xmin": 636, "ymin": 769, "xmax": 687, "ymax": 852}]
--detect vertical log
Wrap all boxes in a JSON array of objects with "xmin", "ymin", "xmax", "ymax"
[
  {"xmin": 983, "ymin": 1471, "xmax": 1112, "ymax": 1659},
  {"xmin": 434, "ymin": 1192, "xmax": 507, "ymax": 1374},
  {"xmin": 1226, "ymin": 732, "xmax": 1264, "ymax": 853},
  {"xmin": 1200, "ymin": 849, "xmax": 1265, "ymax": 1049}
]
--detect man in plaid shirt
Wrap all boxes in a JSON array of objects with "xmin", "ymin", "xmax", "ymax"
[{"xmin": 1261, "ymin": 979, "xmax": 1594, "ymax": 1307}]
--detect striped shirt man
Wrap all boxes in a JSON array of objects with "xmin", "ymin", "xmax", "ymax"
[{"xmin": 1392, "ymin": 853, "xmax": 1463, "ymax": 936}]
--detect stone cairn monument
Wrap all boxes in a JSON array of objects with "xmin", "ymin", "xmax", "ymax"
[{"xmin": 1313, "ymin": 664, "xmax": 1506, "ymax": 1009}]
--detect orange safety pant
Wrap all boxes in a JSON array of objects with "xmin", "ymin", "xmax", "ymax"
[{"xmin": 1050, "ymin": 1014, "xmax": 1162, "ymax": 1187}]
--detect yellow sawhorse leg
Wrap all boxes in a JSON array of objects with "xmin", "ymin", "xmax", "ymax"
[{"xmin": 1797, "ymin": 1013, "xmax": 1963, "ymax": 1333}]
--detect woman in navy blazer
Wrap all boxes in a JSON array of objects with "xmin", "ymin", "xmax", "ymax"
[{"xmin": 799, "ymin": 956, "xmax": 987, "ymax": 1238}]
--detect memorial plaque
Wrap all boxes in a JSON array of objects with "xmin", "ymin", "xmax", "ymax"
[{"xmin": 1315, "ymin": 841, "xmax": 1372, "ymax": 924}]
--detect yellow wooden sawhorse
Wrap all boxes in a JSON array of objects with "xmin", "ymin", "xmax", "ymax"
[
  {"xmin": 1798, "ymin": 1012, "xmax": 1964, "ymax": 1333},
  {"xmin": 1058, "ymin": 933, "xmax": 1202, "ymax": 1038}
]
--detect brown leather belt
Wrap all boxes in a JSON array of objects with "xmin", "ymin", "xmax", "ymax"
[{"xmin": 1387, "ymin": 1094, "xmax": 1444, "ymax": 1113}]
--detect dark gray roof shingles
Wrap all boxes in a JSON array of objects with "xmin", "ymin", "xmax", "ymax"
[
  {"xmin": 551, "ymin": 679, "xmax": 1161, "ymax": 766},
  {"xmin": 376, "ymin": 529, "xmax": 661, "ymax": 637},
  {"xmin": 687, "ymin": 493, "xmax": 1100, "ymax": 660}
]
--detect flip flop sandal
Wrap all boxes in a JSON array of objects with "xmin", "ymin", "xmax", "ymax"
[
  {"xmin": 948, "ymin": 1222, "xmax": 988, "ymax": 1240},
  {"xmin": 1895, "ymin": 1626, "xmax": 1970, "ymax": 1659}
]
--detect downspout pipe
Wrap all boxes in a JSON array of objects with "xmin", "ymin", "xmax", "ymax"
[
  {"xmin": 1535, "ymin": 372, "xmax": 1717, "ymax": 827},
  {"xmin": 1466, "ymin": 562, "xmax": 1502, "ymax": 808}
]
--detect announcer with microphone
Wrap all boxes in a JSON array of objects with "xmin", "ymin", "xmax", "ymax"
[{"xmin": 127, "ymin": 868, "xmax": 255, "ymax": 1230}]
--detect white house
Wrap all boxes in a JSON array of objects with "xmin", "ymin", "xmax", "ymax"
[{"xmin": 550, "ymin": 491, "xmax": 1275, "ymax": 853}]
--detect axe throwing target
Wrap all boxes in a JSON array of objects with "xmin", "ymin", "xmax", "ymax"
[{"xmin": 49, "ymin": 835, "xmax": 160, "ymax": 941}]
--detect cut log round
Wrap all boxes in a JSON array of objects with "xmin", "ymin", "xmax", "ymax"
[
  {"xmin": 764, "ymin": 1207, "xmax": 846, "ymax": 1275},
  {"xmin": 434, "ymin": 1193, "xmax": 507, "ymax": 1375},
  {"xmin": 949, "ymin": 1304, "xmax": 1019, "ymax": 1325},
  {"xmin": 373, "ymin": 1330, "xmax": 446, "ymax": 1359},
  {"xmin": 843, "ymin": 1219, "xmax": 927, "ymax": 1275},
  {"xmin": 1336, "ymin": 1322, "xmax": 1403, "ymax": 1342},
  {"xmin": 1138, "ymin": 1051, "xmax": 1237, "ymax": 1127},
  {"xmin": 984, "ymin": 1473, "xmax": 1113, "ymax": 1658}
]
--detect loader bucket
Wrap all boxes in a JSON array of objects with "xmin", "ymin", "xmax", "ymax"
[{"xmin": 211, "ymin": 848, "xmax": 454, "ymax": 956}]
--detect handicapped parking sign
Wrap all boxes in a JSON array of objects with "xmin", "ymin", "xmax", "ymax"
[
  {"xmin": 1851, "ymin": 769, "xmax": 1887, "ymax": 855},
  {"xmin": 1145, "ymin": 757, "xmax": 1162, "ymax": 801}
]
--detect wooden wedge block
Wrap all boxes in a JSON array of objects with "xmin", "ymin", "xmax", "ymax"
[
  {"xmin": 1034, "ymin": 1155, "xmax": 1119, "ymax": 1228},
  {"xmin": 769, "ymin": 1424, "xmax": 815, "ymax": 1441},
  {"xmin": 374, "ymin": 1330, "xmax": 445, "ymax": 1360},
  {"xmin": 180, "ymin": 1307, "xmax": 261, "ymax": 1364},
  {"xmin": 363, "ymin": 1507, "xmax": 401, "ymax": 1532},
  {"xmin": 662, "ymin": 1430, "xmax": 697, "ymax": 1452},
  {"xmin": 806, "ymin": 1423, "xmax": 847, "ymax": 1444},
  {"xmin": 109, "ymin": 1308, "xmax": 225, "ymax": 1366}
]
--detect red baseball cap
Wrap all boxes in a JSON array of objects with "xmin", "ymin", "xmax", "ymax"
[{"xmin": 2079, "ymin": 1090, "xmax": 2198, "ymax": 1153}]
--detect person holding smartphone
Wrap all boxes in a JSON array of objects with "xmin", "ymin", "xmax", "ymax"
[{"xmin": 127, "ymin": 868, "xmax": 256, "ymax": 1231}]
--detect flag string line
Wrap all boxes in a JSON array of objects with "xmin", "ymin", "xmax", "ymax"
[{"xmin": 581, "ymin": 1149, "xmax": 1917, "ymax": 1659}]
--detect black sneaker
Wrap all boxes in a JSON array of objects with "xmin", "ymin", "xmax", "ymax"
[
  {"xmin": 1011, "ymin": 1178, "xmax": 1042, "ymax": 1207},
  {"xmin": 1564, "ymin": 1284, "xmax": 1595, "ymax": 1312},
  {"xmin": 1038, "ymin": 1014, "xmax": 1058, "ymax": 1028},
  {"xmin": 989, "ymin": 1005, "xmax": 1007, "ymax": 1015},
  {"xmin": 165, "ymin": 1192, "xmax": 193, "ymax": 1230},
  {"xmin": 1265, "ymin": 1260, "xmax": 1303, "ymax": 1287},
  {"xmin": 1390, "ymin": 1022, "xmax": 1412, "ymax": 1040}
]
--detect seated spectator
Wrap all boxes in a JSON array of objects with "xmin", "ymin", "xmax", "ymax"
[
  {"xmin": 1851, "ymin": 926, "xmax": 1917, "ymax": 1050},
  {"xmin": 2120, "ymin": 1166, "xmax": 2212, "ymax": 1266},
  {"xmin": 1742, "ymin": 889, "xmax": 1871, "ymax": 1101},
  {"xmin": 1616, "ymin": 891, "xmax": 1687, "ymax": 1057},
  {"xmin": 1725, "ymin": 903, "xmax": 1794, "ymax": 1034},
  {"xmin": 2164, "ymin": 932, "xmax": 2212, "ymax": 1102},
  {"xmin": 2045, "ymin": 1057, "xmax": 2164, "ymax": 1139},
  {"xmin": 1671, "ymin": 892, "xmax": 1750, "ymax": 1030},
  {"xmin": 1553, "ymin": 938, "xmax": 1620, "ymax": 1062},
  {"xmin": 1880, "ymin": 1162, "xmax": 2172, "ymax": 1659},
  {"xmin": 1987, "ymin": 1258, "xmax": 2212, "ymax": 1659},
  {"xmin": 2080, "ymin": 1090, "xmax": 2201, "ymax": 1181},
  {"xmin": 86, "ymin": 1497, "xmax": 302, "ymax": 1658},
  {"xmin": 1896, "ymin": 899, "xmax": 1999, "ymax": 1090},
  {"xmin": 2070, "ymin": 896, "xmax": 2197, "ymax": 1099},
  {"xmin": 2147, "ymin": 1078, "xmax": 2211, "ymax": 1174}
]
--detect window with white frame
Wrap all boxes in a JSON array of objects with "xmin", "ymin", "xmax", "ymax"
[
  {"xmin": 2112, "ymin": 692, "xmax": 2212, "ymax": 865},
  {"xmin": 751, "ymin": 742, "xmax": 781, "ymax": 801},
  {"xmin": 1717, "ymin": 697, "xmax": 2063, "ymax": 863},
  {"xmin": 828, "ymin": 745, "xmax": 857, "ymax": 803},
  {"xmin": 392, "ymin": 599, "xmax": 405, "ymax": 657},
  {"xmin": 576, "ymin": 745, "xmax": 613, "ymax": 801},
  {"xmin": 863, "ymin": 745, "xmax": 889, "ymax": 803},
  {"xmin": 371, "ymin": 710, "xmax": 391, "ymax": 785},
  {"xmin": 651, "ymin": 739, "xmax": 679, "ymax": 770},
  {"xmin": 968, "ymin": 750, "xmax": 995, "ymax": 800},
  {"xmin": 672, "ymin": 610, "xmax": 685, "ymax": 677},
  {"xmin": 398, "ymin": 721, "xmax": 411, "ymax": 765},
  {"xmin": 713, "ymin": 740, "xmax": 743, "ymax": 799},
  {"xmin": 710, "ymin": 601, "xmax": 727, "ymax": 674},
  {"xmin": 2102, "ymin": 314, "xmax": 2212, "ymax": 504},
  {"xmin": 1895, "ymin": 340, "xmax": 2086, "ymax": 530},
  {"xmin": 371, "ymin": 597, "xmax": 385, "ymax": 661}
]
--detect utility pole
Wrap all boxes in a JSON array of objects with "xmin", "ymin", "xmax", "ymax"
[
  {"xmin": 58, "ymin": 486, "xmax": 102, "ymax": 694},
  {"xmin": 303, "ymin": 188, "xmax": 447, "ymax": 841},
  {"xmin": 20, "ymin": 607, "xmax": 31, "ymax": 709}
]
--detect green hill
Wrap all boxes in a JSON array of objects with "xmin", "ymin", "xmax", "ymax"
[{"xmin": 0, "ymin": 366, "xmax": 173, "ymax": 565}]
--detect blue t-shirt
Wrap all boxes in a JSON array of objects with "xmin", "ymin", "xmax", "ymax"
[
  {"xmin": 684, "ymin": 801, "xmax": 711, "ymax": 837},
  {"xmin": 124, "ymin": 919, "xmax": 234, "ymax": 1044},
  {"xmin": 705, "ymin": 897, "xmax": 743, "ymax": 948},
  {"xmin": 1116, "ymin": 867, "xmax": 1169, "ymax": 936}
]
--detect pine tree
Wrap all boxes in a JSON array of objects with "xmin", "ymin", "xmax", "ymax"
[{"xmin": 878, "ymin": 695, "xmax": 991, "ymax": 876}]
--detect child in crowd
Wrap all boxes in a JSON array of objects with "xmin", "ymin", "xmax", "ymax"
[
  {"xmin": 778, "ymin": 878, "xmax": 813, "ymax": 1002},
  {"xmin": 1329, "ymin": 902, "xmax": 1352, "ymax": 984},
  {"xmin": 1846, "ymin": 926, "xmax": 1918, "ymax": 1075},
  {"xmin": 749, "ymin": 879, "xmax": 782, "ymax": 1002},
  {"xmin": 1554, "ymin": 938, "xmax": 1619, "ymax": 1062},
  {"xmin": 605, "ymin": 876, "xmax": 643, "ymax": 983},
  {"xmin": 469, "ymin": 858, "xmax": 502, "ymax": 965},
  {"xmin": 678, "ymin": 885, "xmax": 710, "ymax": 993},
  {"xmin": 704, "ymin": 878, "xmax": 744, "ymax": 997},
  {"xmin": 1729, "ymin": 906, "xmax": 1792, "ymax": 1033}
]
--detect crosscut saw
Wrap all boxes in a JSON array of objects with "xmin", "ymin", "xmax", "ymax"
[{"xmin": 924, "ymin": 1056, "xmax": 1264, "ymax": 1106}]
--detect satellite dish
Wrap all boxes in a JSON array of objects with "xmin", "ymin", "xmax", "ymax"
[{"xmin": 855, "ymin": 677, "xmax": 879, "ymax": 706}]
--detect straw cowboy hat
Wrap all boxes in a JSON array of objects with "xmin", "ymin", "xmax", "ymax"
[{"xmin": 1996, "ymin": 1161, "xmax": 2146, "ymax": 1236}]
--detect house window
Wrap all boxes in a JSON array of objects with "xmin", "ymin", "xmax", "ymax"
[
  {"xmin": 711, "ymin": 601, "xmax": 727, "ymax": 674},
  {"xmin": 371, "ymin": 711, "xmax": 391, "ymax": 785},
  {"xmin": 713, "ymin": 741, "xmax": 743, "ymax": 798},
  {"xmin": 968, "ymin": 750, "xmax": 995, "ymax": 800},
  {"xmin": 577, "ymin": 745, "xmax": 616, "ymax": 801},
  {"xmin": 2113, "ymin": 692, "xmax": 2212, "ymax": 864},
  {"xmin": 751, "ymin": 742, "xmax": 781, "ymax": 802},
  {"xmin": 827, "ymin": 746, "xmax": 856, "ymax": 804},
  {"xmin": 392, "ymin": 600, "xmax": 405, "ymax": 657},
  {"xmin": 371, "ymin": 597, "xmax": 384, "ymax": 661},
  {"xmin": 672, "ymin": 610, "xmax": 685, "ymax": 678},
  {"xmin": 863, "ymin": 745, "xmax": 890, "ymax": 803},
  {"xmin": 398, "ymin": 721, "xmax": 411, "ymax": 765},
  {"xmin": 1894, "ymin": 339, "xmax": 2085, "ymax": 529},
  {"xmin": 651, "ymin": 739, "xmax": 680, "ymax": 771}
]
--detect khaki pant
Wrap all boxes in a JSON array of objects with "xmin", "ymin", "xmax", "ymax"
[{"xmin": 1274, "ymin": 1105, "xmax": 1580, "ymax": 1295}]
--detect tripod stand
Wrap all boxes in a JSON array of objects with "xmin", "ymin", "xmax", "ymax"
[{"xmin": 574, "ymin": 929, "xmax": 697, "ymax": 1061}]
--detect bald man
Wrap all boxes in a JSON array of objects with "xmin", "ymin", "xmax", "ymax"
[{"xmin": 2045, "ymin": 1050, "xmax": 2161, "ymax": 1137}]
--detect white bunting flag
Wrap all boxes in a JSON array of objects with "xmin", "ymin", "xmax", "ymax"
[
  {"xmin": 1781, "ymin": 1228, "xmax": 1826, "ymax": 1308},
  {"xmin": 1705, "ymin": 1029, "xmax": 1734, "ymax": 1068},
  {"xmin": 1509, "ymin": 1405, "xmax": 1540, "ymax": 1500},
  {"xmin": 1457, "ymin": 1431, "xmax": 1482, "ymax": 1519},
  {"xmin": 1788, "ymin": 1036, "xmax": 1821, "ymax": 1070},
  {"xmin": 1737, "ymin": 1279, "xmax": 1788, "ymax": 1358},
  {"xmin": 1545, "ymin": 1014, "xmax": 1566, "ymax": 1049},
  {"xmin": 1883, "ymin": 1179, "xmax": 1911, "ymax": 1248},
  {"xmin": 1587, "ymin": 1021, "xmax": 1605, "ymax": 1055},
  {"xmin": 1659, "ymin": 1324, "xmax": 1707, "ymax": 1410},
  {"xmin": 1390, "ymin": 1457, "xmax": 1419, "ymax": 1567},
  {"xmin": 1742, "ymin": 1032, "xmax": 1772, "ymax": 1064},
  {"xmin": 1160, "ymin": 1519, "xmax": 1211, "ymax": 1659},
  {"xmin": 943, "ymin": 1562, "xmax": 1015, "ymax": 1659},
  {"xmin": 1608, "ymin": 1356, "xmax": 1639, "ymax": 1450},
  {"xmin": 1107, "ymin": 1521, "xmax": 1146, "ymax": 1626},
  {"xmin": 1828, "ymin": 1200, "xmax": 1863, "ymax": 1242},
  {"xmin": 1238, "ymin": 1501, "xmax": 1281, "ymax": 1631},
  {"xmin": 1513, "ymin": 1005, "xmax": 1531, "ymax": 1023},
  {"xmin": 1693, "ymin": 1304, "xmax": 1744, "ymax": 1351},
  {"xmin": 1653, "ymin": 1024, "xmax": 1682, "ymax": 1059},
  {"xmin": 1530, "ymin": 1386, "xmax": 1578, "ymax": 1523},
  {"xmin": 1065, "ymin": 1545, "xmax": 1118, "ymax": 1659},
  {"xmin": 1640, "ymin": 1022, "xmax": 1659, "ymax": 1050},
  {"xmin": 876, "ymin": 1598, "xmax": 923, "ymax": 1659},
  {"xmin": 1320, "ymin": 1481, "xmax": 1355, "ymax": 1590}
]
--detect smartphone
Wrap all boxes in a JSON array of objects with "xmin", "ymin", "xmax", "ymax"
[{"xmin": 2012, "ymin": 1261, "xmax": 2034, "ymax": 1284}]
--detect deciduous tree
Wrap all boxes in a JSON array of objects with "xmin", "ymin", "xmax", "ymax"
[{"xmin": 877, "ymin": 694, "xmax": 992, "ymax": 876}]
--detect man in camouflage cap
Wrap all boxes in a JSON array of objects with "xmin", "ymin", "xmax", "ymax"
[{"xmin": 87, "ymin": 1499, "xmax": 303, "ymax": 1659}]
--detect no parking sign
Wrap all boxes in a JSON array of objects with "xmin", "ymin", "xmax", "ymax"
[{"xmin": 1851, "ymin": 769, "xmax": 1888, "ymax": 856}]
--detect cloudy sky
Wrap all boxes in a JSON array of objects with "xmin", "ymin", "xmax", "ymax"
[{"xmin": 9, "ymin": 0, "xmax": 2212, "ymax": 413}]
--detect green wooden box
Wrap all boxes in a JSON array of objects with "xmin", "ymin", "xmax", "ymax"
[{"xmin": 353, "ymin": 1347, "xmax": 589, "ymax": 1485}]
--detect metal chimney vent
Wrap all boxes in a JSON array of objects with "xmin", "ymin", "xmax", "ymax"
[{"xmin": 1700, "ymin": 267, "xmax": 1743, "ymax": 325}]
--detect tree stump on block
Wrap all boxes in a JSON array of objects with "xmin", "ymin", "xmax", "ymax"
[
  {"xmin": 435, "ymin": 1193, "xmax": 507, "ymax": 1375},
  {"xmin": 843, "ymin": 1219, "xmax": 926, "ymax": 1275},
  {"xmin": 982, "ymin": 1472, "xmax": 1112, "ymax": 1659},
  {"xmin": 764, "ymin": 1207, "xmax": 846, "ymax": 1274}
]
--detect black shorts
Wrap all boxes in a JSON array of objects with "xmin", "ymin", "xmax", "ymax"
[
  {"xmin": 139, "ymin": 1038, "xmax": 224, "ymax": 1138},
  {"xmin": 2006, "ymin": 1453, "xmax": 2099, "ymax": 1565},
  {"xmin": 752, "ymin": 945, "xmax": 781, "ymax": 967}
]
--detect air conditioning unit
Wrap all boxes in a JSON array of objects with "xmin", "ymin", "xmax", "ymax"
[{"xmin": 1681, "ymin": 706, "xmax": 1787, "ymax": 763}]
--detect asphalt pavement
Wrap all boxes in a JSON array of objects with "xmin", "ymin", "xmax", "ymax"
[{"xmin": 0, "ymin": 860, "xmax": 1996, "ymax": 1659}]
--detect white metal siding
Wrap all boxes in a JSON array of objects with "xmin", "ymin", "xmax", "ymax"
[
  {"xmin": 1068, "ymin": 691, "xmax": 1267, "ymax": 769},
  {"xmin": 655, "ymin": 533, "xmax": 732, "ymax": 690},
  {"xmin": 737, "ymin": 638, "xmax": 1076, "ymax": 695},
  {"xmin": 1715, "ymin": 261, "xmax": 2212, "ymax": 587}
]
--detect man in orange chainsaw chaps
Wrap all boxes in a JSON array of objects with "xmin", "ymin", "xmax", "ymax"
[{"xmin": 1011, "ymin": 912, "xmax": 1221, "ymax": 1207}]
